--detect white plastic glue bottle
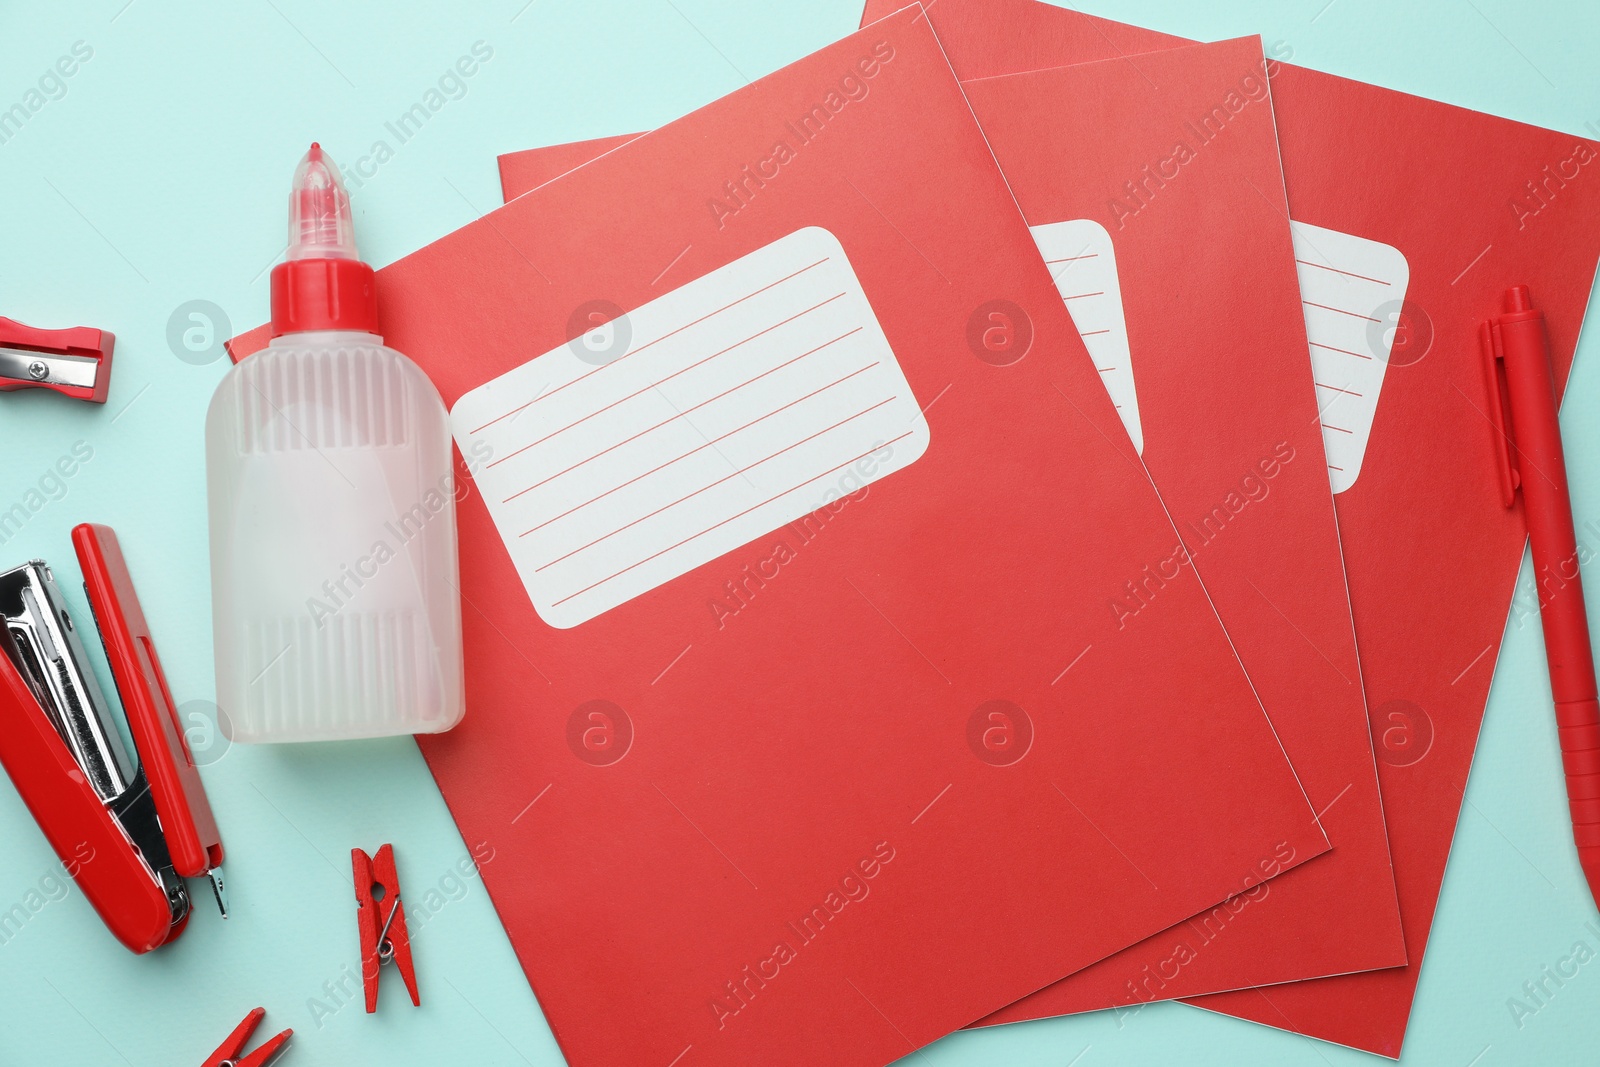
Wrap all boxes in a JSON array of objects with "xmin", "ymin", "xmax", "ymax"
[{"xmin": 205, "ymin": 144, "xmax": 464, "ymax": 742}]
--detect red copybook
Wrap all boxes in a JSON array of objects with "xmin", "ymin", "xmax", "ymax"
[
  {"xmin": 495, "ymin": 33, "xmax": 1407, "ymax": 1010},
  {"xmin": 958, "ymin": 33, "xmax": 1407, "ymax": 1007},
  {"xmin": 229, "ymin": 11, "xmax": 1329, "ymax": 1067},
  {"xmin": 498, "ymin": 133, "xmax": 636, "ymax": 202},
  {"xmin": 858, "ymin": 0, "xmax": 1600, "ymax": 1055}
]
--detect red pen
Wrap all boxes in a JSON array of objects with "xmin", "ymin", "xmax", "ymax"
[{"xmin": 1483, "ymin": 284, "xmax": 1600, "ymax": 907}]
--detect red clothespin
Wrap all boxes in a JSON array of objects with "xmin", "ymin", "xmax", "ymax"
[
  {"xmin": 354, "ymin": 844, "xmax": 420, "ymax": 1012},
  {"xmin": 0, "ymin": 315, "xmax": 114, "ymax": 403},
  {"xmin": 201, "ymin": 1007, "xmax": 291, "ymax": 1067}
]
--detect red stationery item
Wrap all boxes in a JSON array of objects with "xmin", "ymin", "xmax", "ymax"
[
  {"xmin": 859, "ymin": 0, "xmax": 1600, "ymax": 1054},
  {"xmin": 1482, "ymin": 285, "xmax": 1600, "ymax": 906},
  {"xmin": 0, "ymin": 524, "xmax": 225, "ymax": 953},
  {"xmin": 231, "ymin": 12, "xmax": 1328, "ymax": 1066},
  {"xmin": 495, "ymin": 33, "xmax": 1406, "ymax": 1006},
  {"xmin": 955, "ymin": 33, "xmax": 1404, "ymax": 1003},
  {"xmin": 0, "ymin": 314, "xmax": 114, "ymax": 403},
  {"xmin": 74, "ymin": 523, "xmax": 226, "ymax": 894},
  {"xmin": 200, "ymin": 1008, "xmax": 291, "ymax": 1067},
  {"xmin": 354, "ymin": 844, "xmax": 420, "ymax": 1013},
  {"xmin": 497, "ymin": 132, "xmax": 636, "ymax": 201}
]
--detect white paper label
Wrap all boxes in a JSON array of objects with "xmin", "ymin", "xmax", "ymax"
[
  {"xmin": 1030, "ymin": 219, "xmax": 1142, "ymax": 453},
  {"xmin": 452, "ymin": 226, "xmax": 930, "ymax": 628},
  {"xmin": 1291, "ymin": 222, "xmax": 1410, "ymax": 494}
]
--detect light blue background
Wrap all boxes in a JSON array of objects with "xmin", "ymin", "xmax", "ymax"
[{"xmin": 1, "ymin": 1, "xmax": 1598, "ymax": 1063}]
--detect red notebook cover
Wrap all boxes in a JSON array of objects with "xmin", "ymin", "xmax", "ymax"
[
  {"xmin": 496, "ymin": 32, "xmax": 1406, "ymax": 1012},
  {"xmin": 859, "ymin": 0, "xmax": 1600, "ymax": 1055},
  {"xmin": 229, "ymin": 12, "xmax": 1328, "ymax": 1066},
  {"xmin": 959, "ymin": 32, "xmax": 1404, "ymax": 1002},
  {"xmin": 498, "ymin": 133, "xmax": 636, "ymax": 202}
]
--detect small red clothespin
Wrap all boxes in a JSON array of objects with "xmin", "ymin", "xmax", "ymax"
[
  {"xmin": 201, "ymin": 1007, "xmax": 291, "ymax": 1067},
  {"xmin": 354, "ymin": 844, "xmax": 419, "ymax": 1013},
  {"xmin": 0, "ymin": 315, "xmax": 114, "ymax": 403}
]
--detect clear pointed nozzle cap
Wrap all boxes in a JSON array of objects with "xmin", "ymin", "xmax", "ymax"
[{"xmin": 286, "ymin": 142, "xmax": 360, "ymax": 261}]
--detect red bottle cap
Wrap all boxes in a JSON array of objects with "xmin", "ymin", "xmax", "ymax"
[{"xmin": 269, "ymin": 143, "xmax": 378, "ymax": 338}]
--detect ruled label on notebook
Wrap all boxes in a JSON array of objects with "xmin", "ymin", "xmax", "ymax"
[
  {"xmin": 1290, "ymin": 222, "xmax": 1410, "ymax": 494},
  {"xmin": 451, "ymin": 226, "xmax": 931, "ymax": 628},
  {"xmin": 1029, "ymin": 219, "xmax": 1142, "ymax": 453}
]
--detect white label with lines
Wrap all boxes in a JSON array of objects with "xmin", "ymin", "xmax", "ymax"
[
  {"xmin": 1030, "ymin": 220, "xmax": 1142, "ymax": 453},
  {"xmin": 452, "ymin": 226, "xmax": 931, "ymax": 628},
  {"xmin": 1291, "ymin": 222, "xmax": 1410, "ymax": 494}
]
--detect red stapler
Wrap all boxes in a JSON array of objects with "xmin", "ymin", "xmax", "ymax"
[
  {"xmin": 0, "ymin": 315, "xmax": 114, "ymax": 404},
  {"xmin": 0, "ymin": 523, "xmax": 225, "ymax": 953}
]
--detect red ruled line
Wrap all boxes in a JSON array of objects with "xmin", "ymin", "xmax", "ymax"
[
  {"xmin": 1309, "ymin": 340, "xmax": 1372, "ymax": 360},
  {"xmin": 535, "ymin": 394, "xmax": 891, "ymax": 569},
  {"xmin": 1314, "ymin": 382, "xmax": 1363, "ymax": 397},
  {"xmin": 518, "ymin": 374, "xmax": 889, "ymax": 534},
  {"xmin": 487, "ymin": 294, "xmax": 845, "ymax": 469},
  {"xmin": 468, "ymin": 256, "xmax": 831, "ymax": 434},
  {"xmin": 499, "ymin": 330, "xmax": 864, "ymax": 502},
  {"xmin": 1296, "ymin": 259, "xmax": 1391, "ymax": 286},
  {"xmin": 1303, "ymin": 299, "xmax": 1380, "ymax": 324},
  {"xmin": 551, "ymin": 431, "xmax": 916, "ymax": 607}
]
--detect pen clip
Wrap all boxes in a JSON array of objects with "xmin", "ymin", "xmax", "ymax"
[{"xmin": 1479, "ymin": 318, "xmax": 1520, "ymax": 508}]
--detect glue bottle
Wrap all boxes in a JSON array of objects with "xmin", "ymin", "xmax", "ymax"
[{"xmin": 205, "ymin": 144, "xmax": 464, "ymax": 742}]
